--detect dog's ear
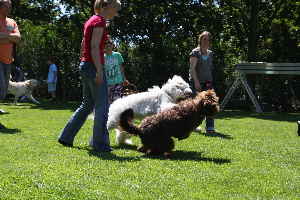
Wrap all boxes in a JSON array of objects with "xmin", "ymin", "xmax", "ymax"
[{"xmin": 202, "ymin": 90, "xmax": 220, "ymax": 114}]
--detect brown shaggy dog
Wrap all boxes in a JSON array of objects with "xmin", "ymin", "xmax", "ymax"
[{"xmin": 119, "ymin": 89, "xmax": 220, "ymax": 157}]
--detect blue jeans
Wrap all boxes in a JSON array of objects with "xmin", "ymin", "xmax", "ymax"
[
  {"xmin": 58, "ymin": 62, "xmax": 111, "ymax": 152},
  {"xmin": 190, "ymin": 79, "xmax": 215, "ymax": 130},
  {"xmin": 0, "ymin": 62, "xmax": 11, "ymax": 100}
]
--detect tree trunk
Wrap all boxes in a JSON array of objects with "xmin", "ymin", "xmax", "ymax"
[{"xmin": 248, "ymin": 0, "xmax": 259, "ymax": 61}]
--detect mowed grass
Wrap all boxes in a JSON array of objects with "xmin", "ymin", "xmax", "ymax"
[{"xmin": 0, "ymin": 101, "xmax": 299, "ymax": 200}]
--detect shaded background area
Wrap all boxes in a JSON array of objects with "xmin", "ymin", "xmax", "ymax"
[{"xmin": 8, "ymin": 0, "xmax": 300, "ymax": 111}]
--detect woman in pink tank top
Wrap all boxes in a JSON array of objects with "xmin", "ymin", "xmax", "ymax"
[{"xmin": 58, "ymin": 0, "xmax": 122, "ymax": 152}]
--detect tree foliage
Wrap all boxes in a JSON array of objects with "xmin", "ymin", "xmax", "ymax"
[{"xmin": 10, "ymin": 0, "xmax": 300, "ymax": 102}]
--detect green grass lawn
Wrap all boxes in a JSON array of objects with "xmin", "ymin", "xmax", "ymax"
[{"xmin": 0, "ymin": 101, "xmax": 299, "ymax": 200}]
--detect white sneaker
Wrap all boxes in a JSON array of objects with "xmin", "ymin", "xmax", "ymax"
[{"xmin": 194, "ymin": 126, "xmax": 202, "ymax": 133}]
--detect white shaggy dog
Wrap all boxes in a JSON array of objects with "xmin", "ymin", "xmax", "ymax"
[
  {"xmin": 107, "ymin": 75, "xmax": 192, "ymax": 145},
  {"xmin": 8, "ymin": 79, "xmax": 40, "ymax": 104}
]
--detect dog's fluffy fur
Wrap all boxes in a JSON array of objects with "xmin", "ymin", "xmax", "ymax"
[
  {"xmin": 8, "ymin": 79, "xmax": 40, "ymax": 104},
  {"xmin": 119, "ymin": 90, "xmax": 220, "ymax": 156},
  {"xmin": 107, "ymin": 75, "xmax": 192, "ymax": 145}
]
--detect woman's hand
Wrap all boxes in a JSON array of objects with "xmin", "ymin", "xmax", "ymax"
[
  {"xmin": 95, "ymin": 72, "xmax": 103, "ymax": 85},
  {"xmin": 194, "ymin": 81, "xmax": 201, "ymax": 91}
]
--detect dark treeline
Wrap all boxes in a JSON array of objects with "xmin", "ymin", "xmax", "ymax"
[{"xmin": 10, "ymin": 0, "xmax": 300, "ymax": 110}]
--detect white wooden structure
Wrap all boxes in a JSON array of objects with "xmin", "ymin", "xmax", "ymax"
[{"xmin": 220, "ymin": 62, "xmax": 300, "ymax": 113}]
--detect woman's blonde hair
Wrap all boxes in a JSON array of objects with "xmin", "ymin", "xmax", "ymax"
[
  {"xmin": 198, "ymin": 31, "xmax": 211, "ymax": 46},
  {"xmin": 94, "ymin": 0, "xmax": 121, "ymax": 13}
]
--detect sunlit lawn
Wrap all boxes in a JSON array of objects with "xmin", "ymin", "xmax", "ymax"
[{"xmin": 0, "ymin": 100, "xmax": 299, "ymax": 200}]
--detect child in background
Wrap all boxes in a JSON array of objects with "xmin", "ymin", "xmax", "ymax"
[
  {"xmin": 104, "ymin": 38, "xmax": 128, "ymax": 104},
  {"xmin": 47, "ymin": 57, "xmax": 58, "ymax": 101}
]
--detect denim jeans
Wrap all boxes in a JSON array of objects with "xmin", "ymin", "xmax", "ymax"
[
  {"xmin": 0, "ymin": 62, "xmax": 11, "ymax": 100},
  {"xmin": 190, "ymin": 79, "xmax": 215, "ymax": 130},
  {"xmin": 58, "ymin": 62, "xmax": 111, "ymax": 152}
]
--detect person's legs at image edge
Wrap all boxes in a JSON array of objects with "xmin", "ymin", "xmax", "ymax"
[
  {"xmin": 0, "ymin": 63, "xmax": 11, "ymax": 129},
  {"xmin": 0, "ymin": 62, "xmax": 11, "ymax": 100}
]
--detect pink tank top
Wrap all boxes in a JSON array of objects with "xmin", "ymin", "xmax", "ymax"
[{"xmin": 80, "ymin": 15, "xmax": 108, "ymax": 65}]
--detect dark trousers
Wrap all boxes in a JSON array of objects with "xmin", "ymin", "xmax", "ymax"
[
  {"xmin": 190, "ymin": 80, "xmax": 215, "ymax": 130},
  {"xmin": 0, "ymin": 62, "xmax": 11, "ymax": 100}
]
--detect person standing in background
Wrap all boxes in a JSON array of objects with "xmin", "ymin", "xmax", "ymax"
[
  {"xmin": 47, "ymin": 57, "xmax": 58, "ymax": 101},
  {"xmin": 189, "ymin": 31, "xmax": 217, "ymax": 134},
  {"xmin": 0, "ymin": 0, "xmax": 21, "ymax": 129}
]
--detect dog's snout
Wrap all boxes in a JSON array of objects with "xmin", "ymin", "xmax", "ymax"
[{"xmin": 184, "ymin": 88, "xmax": 193, "ymax": 97}]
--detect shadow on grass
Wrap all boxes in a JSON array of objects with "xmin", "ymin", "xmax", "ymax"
[
  {"xmin": 71, "ymin": 145, "xmax": 141, "ymax": 162},
  {"xmin": 0, "ymin": 111, "xmax": 9, "ymax": 115},
  {"xmin": 30, "ymin": 101, "xmax": 79, "ymax": 111},
  {"xmin": 0, "ymin": 127, "xmax": 21, "ymax": 134},
  {"xmin": 69, "ymin": 144, "xmax": 231, "ymax": 163},
  {"xmin": 86, "ymin": 148, "xmax": 230, "ymax": 164},
  {"xmin": 201, "ymin": 131, "xmax": 233, "ymax": 139},
  {"xmin": 141, "ymin": 150, "xmax": 231, "ymax": 164},
  {"xmin": 112, "ymin": 144, "xmax": 139, "ymax": 150},
  {"xmin": 73, "ymin": 143, "xmax": 139, "ymax": 151},
  {"xmin": 217, "ymin": 110, "xmax": 300, "ymax": 122},
  {"xmin": 88, "ymin": 150, "xmax": 141, "ymax": 162},
  {"xmin": 88, "ymin": 147, "xmax": 230, "ymax": 164},
  {"xmin": 61, "ymin": 144, "xmax": 231, "ymax": 164},
  {"xmin": 1, "ymin": 100, "xmax": 79, "ymax": 111}
]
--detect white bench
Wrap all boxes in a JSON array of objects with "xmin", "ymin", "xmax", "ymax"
[{"xmin": 220, "ymin": 62, "xmax": 300, "ymax": 112}]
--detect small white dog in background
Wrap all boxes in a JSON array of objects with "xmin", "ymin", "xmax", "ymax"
[
  {"xmin": 107, "ymin": 75, "xmax": 193, "ymax": 145},
  {"xmin": 8, "ymin": 79, "xmax": 40, "ymax": 104}
]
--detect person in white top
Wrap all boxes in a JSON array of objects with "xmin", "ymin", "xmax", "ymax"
[{"xmin": 47, "ymin": 57, "xmax": 58, "ymax": 101}]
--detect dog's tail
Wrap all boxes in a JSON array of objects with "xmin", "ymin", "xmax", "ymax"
[{"xmin": 119, "ymin": 108, "xmax": 142, "ymax": 136}]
